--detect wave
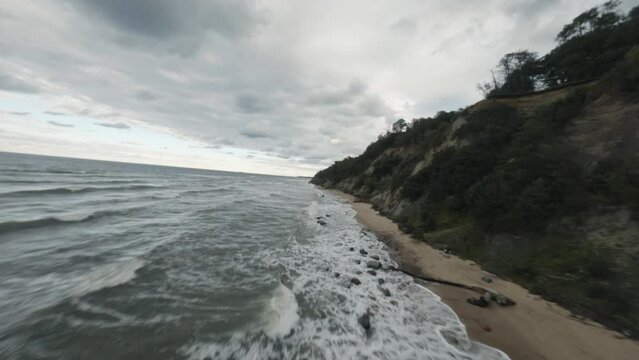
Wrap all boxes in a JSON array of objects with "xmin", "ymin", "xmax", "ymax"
[
  {"xmin": 180, "ymin": 187, "xmax": 234, "ymax": 196},
  {"xmin": 261, "ymin": 283, "xmax": 300, "ymax": 338},
  {"xmin": 0, "ymin": 184, "xmax": 164, "ymax": 197},
  {"xmin": 66, "ymin": 258, "xmax": 144, "ymax": 297},
  {"xmin": 0, "ymin": 209, "xmax": 138, "ymax": 235}
]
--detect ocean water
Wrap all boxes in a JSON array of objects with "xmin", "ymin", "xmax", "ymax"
[{"xmin": 0, "ymin": 152, "xmax": 509, "ymax": 360}]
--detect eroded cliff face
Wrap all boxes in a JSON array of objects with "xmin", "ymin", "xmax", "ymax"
[{"xmin": 311, "ymin": 49, "xmax": 639, "ymax": 338}]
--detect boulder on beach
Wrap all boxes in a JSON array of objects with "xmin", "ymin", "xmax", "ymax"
[
  {"xmin": 467, "ymin": 297, "xmax": 489, "ymax": 308},
  {"xmin": 359, "ymin": 249, "xmax": 368, "ymax": 255},
  {"xmin": 317, "ymin": 220, "xmax": 327, "ymax": 226},
  {"xmin": 366, "ymin": 260, "xmax": 381, "ymax": 270}
]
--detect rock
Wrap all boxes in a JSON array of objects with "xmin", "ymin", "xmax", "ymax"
[
  {"xmin": 356, "ymin": 270, "xmax": 362, "ymax": 275},
  {"xmin": 355, "ymin": 259, "xmax": 361, "ymax": 264},
  {"xmin": 483, "ymin": 292, "xmax": 493, "ymax": 303},
  {"xmin": 481, "ymin": 276, "xmax": 493, "ymax": 283},
  {"xmin": 358, "ymin": 312, "xmax": 371, "ymax": 331},
  {"xmin": 317, "ymin": 220, "xmax": 327, "ymax": 226},
  {"xmin": 349, "ymin": 247, "xmax": 355, "ymax": 251},
  {"xmin": 379, "ymin": 287, "xmax": 391, "ymax": 297},
  {"xmin": 334, "ymin": 272, "xmax": 340, "ymax": 278},
  {"xmin": 370, "ymin": 254, "xmax": 380, "ymax": 260},
  {"xmin": 351, "ymin": 277, "xmax": 361, "ymax": 285},
  {"xmin": 390, "ymin": 300, "xmax": 398, "ymax": 306},
  {"xmin": 494, "ymin": 294, "xmax": 516, "ymax": 306},
  {"xmin": 359, "ymin": 249, "xmax": 368, "ymax": 255},
  {"xmin": 366, "ymin": 260, "xmax": 382, "ymax": 270},
  {"xmin": 378, "ymin": 278, "xmax": 385, "ymax": 285},
  {"xmin": 326, "ymin": 214, "xmax": 331, "ymax": 217},
  {"xmin": 367, "ymin": 270, "xmax": 377, "ymax": 276},
  {"xmin": 467, "ymin": 297, "xmax": 489, "ymax": 308}
]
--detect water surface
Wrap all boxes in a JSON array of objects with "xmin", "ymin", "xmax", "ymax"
[{"xmin": 0, "ymin": 152, "xmax": 508, "ymax": 359}]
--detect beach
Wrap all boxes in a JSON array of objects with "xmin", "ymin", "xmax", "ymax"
[{"xmin": 329, "ymin": 189, "xmax": 639, "ymax": 360}]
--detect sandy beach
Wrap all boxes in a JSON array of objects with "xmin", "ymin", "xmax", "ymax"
[{"xmin": 328, "ymin": 189, "xmax": 639, "ymax": 360}]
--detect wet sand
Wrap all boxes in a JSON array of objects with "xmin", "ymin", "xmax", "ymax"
[{"xmin": 329, "ymin": 189, "xmax": 639, "ymax": 360}]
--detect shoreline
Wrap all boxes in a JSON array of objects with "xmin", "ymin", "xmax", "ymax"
[{"xmin": 327, "ymin": 189, "xmax": 639, "ymax": 360}]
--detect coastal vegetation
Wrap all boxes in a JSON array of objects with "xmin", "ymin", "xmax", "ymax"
[{"xmin": 312, "ymin": 2, "xmax": 639, "ymax": 338}]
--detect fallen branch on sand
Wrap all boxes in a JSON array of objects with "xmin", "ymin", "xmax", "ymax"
[{"xmin": 387, "ymin": 266, "xmax": 516, "ymax": 307}]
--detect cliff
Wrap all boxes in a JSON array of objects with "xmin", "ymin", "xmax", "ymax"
[{"xmin": 312, "ymin": 7, "xmax": 639, "ymax": 338}]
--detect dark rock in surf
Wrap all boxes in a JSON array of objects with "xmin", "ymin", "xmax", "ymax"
[
  {"xmin": 378, "ymin": 278, "xmax": 385, "ymax": 285},
  {"xmin": 334, "ymin": 272, "xmax": 340, "ymax": 278},
  {"xmin": 358, "ymin": 311, "xmax": 371, "ymax": 336},
  {"xmin": 349, "ymin": 247, "xmax": 355, "ymax": 251},
  {"xmin": 379, "ymin": 287, "xmax": 391, "ymax": 297},
  {"xmin": 366, "ymin": 260, "xmax": 381, "ymax": 270},
  {"xmin": 370, "ymin": 254, "xmax": 380, "ymax": 260},
  {"xmin": 355, "ymin": 259, "xmax": 361, "ymax": 264},
  {"xmin": 367, "ymin": 270, "xmax": 377, "ymax": 276},
  {"xmin": 317, "ymin": 220, "xmax": 327, "ymax": 226},
  {"xmin": 351, "ymin": 277, "xmax": 361, "ymax": 285},
  {"xmin": 359, "ymin": 249, "xmax": 368, "ymax": 255}
]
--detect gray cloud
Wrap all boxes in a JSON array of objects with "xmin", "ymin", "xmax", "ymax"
[
  {"xmin": 9, "ymin": 111, "xmax": 30, "ymax": 116},
  {"xmin": 0, "ymin": 74, "xmax": 39, "ymax": 94},
  {"xmin": 390, "ymin": 17, "xmax": 417, "ymax": 34},
  {"xmin": 71, "ymin": 0, "xmax": 263, "ymax": 55},
  {"xmin": 235, "ymin": 94, "xmax": 272, "ymax": 113},
  {"xmin": 48, "ymin": 120, "xmax": 74, "ymax": 127},
  {"xmin": 240, "ymin": 129, "xmax": 271, "ymax": 139},
  {"xmin": 45, "ymin": 111, "xmax": 66, "ymax": 116},
  {"xmin": 134, "ymin": 90, "xmax": 158, "ymax": 101},
  {"xmin": 95, "ymin": 122, "xmax": 131, "ymax": 129}
]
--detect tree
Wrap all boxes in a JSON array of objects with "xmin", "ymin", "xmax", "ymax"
[
  {"xmin": 485, "ymin": 51, "xmax": 539, "ymax": 95},
  {"xmin": 556, "ymin": 1, "xmax": 622, "ymax": 43},
  {"xmin": 392, "ymin": 119, "xmax": 408, "ymax": 133}
]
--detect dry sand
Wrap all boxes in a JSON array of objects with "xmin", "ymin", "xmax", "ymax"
[{"xmin": 328, "ymin": 189, "xmax": 639, "ymax": 360}]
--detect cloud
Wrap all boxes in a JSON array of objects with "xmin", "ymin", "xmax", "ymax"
[
  {"xmin": 235, "ymin": 94, "xmax": 272, "ymax": 113},
  {"xmin": 390, "ymin": 17, "xmax": 417, "ymax": 34},
  {"xmin": 45, "ymin": 111, "xmax": 66, "ymax": 116},
  {"xmin": 0, "ymin": 74, "xmax": 39, "ymax": 94},
  {"xmin": 9, "ymin": 111, "xmax": 30, "ymax": 116},
  {"xmin": 70, "ymin": 0, "xmax": 264, "ymax": 54},
  {"xmin": 48, "ymin": 120, "xmax": 74, "ymax": 127},
  {"xmin": 134, "ymin": 90, "xmax": 158, "ymax": 101},
  {"xmin": 240, "ymin": 128, "xmax": 271, "ymax": 139},
  {"xmin": 95, "ymin": 122, "xmax": 131, "ymax": 129},
  {"xmin": 0, "ymin": 0, "xmax": 619, "ymax": 176}
]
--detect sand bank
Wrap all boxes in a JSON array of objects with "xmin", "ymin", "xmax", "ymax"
[{"xmin": 329, "ymin": 189, "xmax": 639, "ymax": 360}]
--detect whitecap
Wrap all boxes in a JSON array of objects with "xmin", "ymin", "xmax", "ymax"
[{"xmin": 261, "ymin": 283, "xmax": 300, "ymax": 338}]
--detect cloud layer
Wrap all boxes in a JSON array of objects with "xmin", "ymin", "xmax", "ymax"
[{"xmin": 1, "ymin": 0, "xmax": 635, "ymax": 175}]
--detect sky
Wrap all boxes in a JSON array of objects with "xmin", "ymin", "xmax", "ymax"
[{"xmin": 1, "ymin": 0, "xmax": 637, "ymax": 176}]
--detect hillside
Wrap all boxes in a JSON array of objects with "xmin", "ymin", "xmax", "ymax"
[{"xmin": 312, "ymin": 4, "xmax": 639, "ymax": 338}]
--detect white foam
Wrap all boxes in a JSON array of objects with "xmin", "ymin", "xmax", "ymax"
[
  {"xmin": 261, "ymin": 283, "xmax": 300, "ymax": 338},
  {"xmin": 67, "ymin": 258, "xmax": 143, "ymax": 297},
  {"xmin": 184, "ymin": 191, "xmax": 510, "ymax": 360}
]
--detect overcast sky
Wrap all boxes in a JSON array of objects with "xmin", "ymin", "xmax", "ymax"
[{"xmin": 1, "ymin": 0, "xmax": 636, "ymax": 176}]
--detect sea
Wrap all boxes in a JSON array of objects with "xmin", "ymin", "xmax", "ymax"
[{"xmin": 0, "ymin": 152, "xmax": 509, "ymax": 360}]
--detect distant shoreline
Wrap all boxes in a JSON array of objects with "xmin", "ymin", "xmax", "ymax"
[{"xmin": 325, "ymin": 188, "xmax": 639, "ymax": 360}]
